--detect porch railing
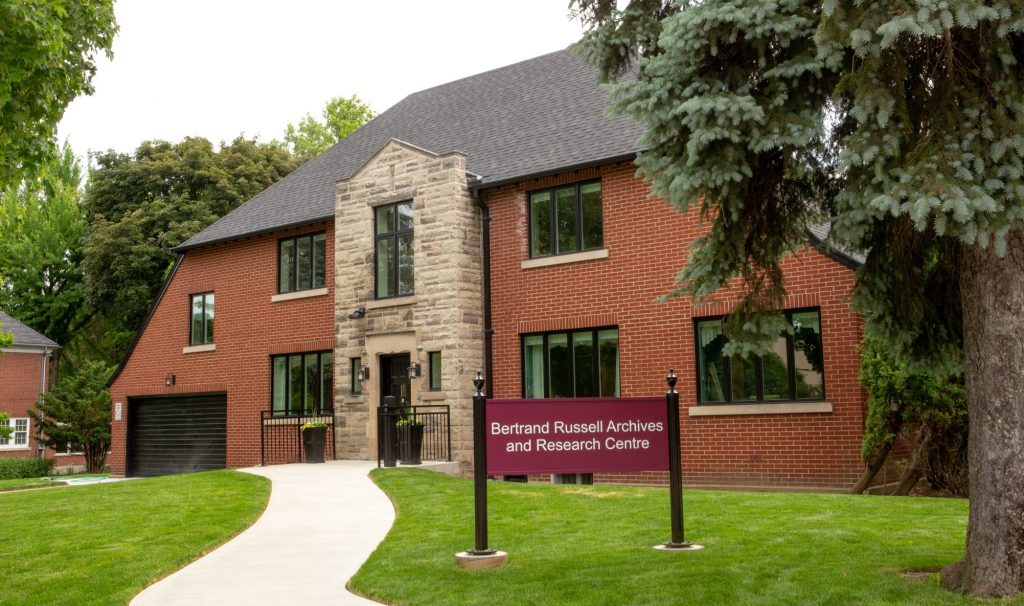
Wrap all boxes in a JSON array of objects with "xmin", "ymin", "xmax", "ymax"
[
  {"xmin": 260, "ymin": 411, "xmax": 334, "ymax": 466},
  {"xmin": 377, "ymin": 404, "xmax": 452, "ymax": 467}
]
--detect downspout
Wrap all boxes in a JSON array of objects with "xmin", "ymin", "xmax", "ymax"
[
  {"xmin": 471, "ymin": 185, "xmax": 494, "ymax": 398},
  {"xmin": 37, "ymin": 348, "xmax": 51, "ymax": 459}
]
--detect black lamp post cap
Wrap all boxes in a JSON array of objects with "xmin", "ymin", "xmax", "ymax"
[
  {"xmin": 666, "ymin": 369, "xmax": 678, "ymax": 391},
  {"xmin": 473, "ymin": 371, "xmax": 485, "ymax": 394}
]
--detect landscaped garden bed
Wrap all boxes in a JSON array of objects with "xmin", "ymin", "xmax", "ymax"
[
  {"xmin": 350, "ymin": 469, "xmax": 997, "ymax": 605},
  {"xmin": 0, "ymin": 470, "xmax": 269, "ymax": 605}
]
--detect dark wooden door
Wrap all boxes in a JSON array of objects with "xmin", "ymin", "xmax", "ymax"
[{"xmin": 379, "ymin": 354, "xmax": 411, "ymax": 407}]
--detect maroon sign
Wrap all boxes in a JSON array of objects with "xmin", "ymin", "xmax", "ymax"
[{"xmin": 486, "ymin": 397, "xmax": 668, "ymax": 475}]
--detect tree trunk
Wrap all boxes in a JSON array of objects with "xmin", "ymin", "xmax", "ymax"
[
  {"xmin": 949, "ymin": 230, "xmax": 1024, "ymax": 597},
  {"xmin": 850, "ymin": 409, "xmax": 904, "ymax": 494},
  {"xmin": 890, "ymin": 428, "xmax": 928, "ymax": 496}
]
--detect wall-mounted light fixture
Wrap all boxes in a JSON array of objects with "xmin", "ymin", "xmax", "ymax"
[
  {"xmin": 360, "ymin": 366, "xmax": 370, "ymax": 381},
  {"xmin": 165, "ymin": 374, "xmax": 176, "ymax": 387},
  {"xmin": 347, "ymin": 307, "xmax": 366, "ymax": 320},
  {"xmin": 407, "ymin": 363, "xmax": 422, "ymax": 379}
]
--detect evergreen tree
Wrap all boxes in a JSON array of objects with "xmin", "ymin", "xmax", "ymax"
[
  {"xmin": 574, "ymin": 0, "xmax": 1024, "ymax": 597},
  {"xmin": 30, "ymin": 360, "xmax": 113, "ymax": 474}
]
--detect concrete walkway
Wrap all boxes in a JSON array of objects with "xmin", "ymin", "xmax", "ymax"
[{"xmin": 132, "ymin": 461, "xmax": 394, "ymax": 605}]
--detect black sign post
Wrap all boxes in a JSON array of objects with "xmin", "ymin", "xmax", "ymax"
[
  {"xmin": 655, "ymin": 369, "xmax": 703, "ymax": 552},
  {"xmin": 455, "ymin": 371, "xmax": 508, "ymax": 569}
]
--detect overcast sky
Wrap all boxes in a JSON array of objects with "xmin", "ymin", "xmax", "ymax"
[{"xmin": 57, "ymin": 1, "xmax": 588, "ymax": 158}]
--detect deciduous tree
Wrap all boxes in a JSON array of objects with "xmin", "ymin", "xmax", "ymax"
[
  {"xmin": 284, "ymin": 94, "xmax": 374, "ymax": 160},
  {"xmin": 0, "ymin": 0, "xmax": 116, "ymax": 188},
  {"xmin": 574, "ymin": 0, "xmax": 1024, "ymax": 596}
]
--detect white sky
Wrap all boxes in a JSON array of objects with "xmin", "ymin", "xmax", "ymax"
[{"xmin": 58, "ymin": 0, "xmax": 587, "ymax": 158}]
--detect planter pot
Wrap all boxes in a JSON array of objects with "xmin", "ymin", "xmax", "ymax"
[
  {"xmin": 302, "ymin": 426, "xmax": 327, "ymax": 463},
  {"xmin": 398, "ymin": 424, "xmax": 424, "ymax": 465}
]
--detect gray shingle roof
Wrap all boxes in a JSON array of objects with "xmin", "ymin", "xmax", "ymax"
[
  {"xmin": 807, "ymin": 223, "xmax": 866, "ymax": 268},
  {"xmin": 0, "ymin": 311, "xmax": 59, "ymax": 349},
  {"xmin": 176, "ymin": 48, "xmax": 645, "ymax": 251}
]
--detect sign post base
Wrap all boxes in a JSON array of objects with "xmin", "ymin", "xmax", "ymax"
[
  {"xmin": 455, "ymin": 550, "xmax": 509, "ymax": 569},
  {"xmin": 653, "ymin": 542, "xmax": 704, "ymax": 552}
]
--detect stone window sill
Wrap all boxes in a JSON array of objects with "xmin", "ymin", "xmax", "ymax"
[
  {"xmin": 271, "ymin": 287, "xmax": 328, "ymax": 303},
  {"xmin": 688, "ymin": 401, "xmax": 832, "ymax": 417},
  {"xmin": 421, "ymin": 391, "xmax": 446, "ymax": 402},
  {"xmin": 521, "ymin": 248, "xmax": 609, "ymax": 270},
  {"xmin": 365, "ymin": 295, "xmax": 417, "ymax": 310},
  {"xmin": 343, "ymin": 395, "xmax": 366, "ymax": 404},
  {"xmin": 182, "ymin": 344, "xmax": 216, "ymax": 354}
]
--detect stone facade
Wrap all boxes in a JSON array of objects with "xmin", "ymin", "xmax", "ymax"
[{"xmin": 333, "ymin": 140, "xmax": 484, "ymax": 468}]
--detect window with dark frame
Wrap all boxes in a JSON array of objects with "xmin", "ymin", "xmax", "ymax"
[
  {"xmin": 374, "ymin": 201, "xmax": 414, "ymax": 299},
  {"xmin": 351, "ymin": 357, "xmax": 362, "ymax": 395},
  {"xmin": 278, "ymin": 232, "xmax": 326, "ymax": 293},
  {"xmin": 528, "ymin": 180, "xmax": 602, "ymax": 258},
  {"xmin": 189, "ymin": 292, "xmax": 214, "ymax": 346},
  {"xmin": 521, "ymin": 327, "xmax": 619, "ymax": 398},
  {"xmin": 428, "ymin": 351, "xmax": 441, "ymax": 391},
  {"xmin": 695, "ymin": 309, "xmax": 825, "ymax": 404},
  {"xmin": 271, "ymin": 351, "xmax": 334, "ymax": 415}
]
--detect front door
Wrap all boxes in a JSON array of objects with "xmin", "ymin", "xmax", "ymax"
[{"xmin": 380, "ymin": 353, "xmax": 411, "ymax": 408}]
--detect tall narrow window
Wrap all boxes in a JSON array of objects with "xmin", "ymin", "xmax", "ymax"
[
  {"xmin": 428, "ymin": 351, "xmax": 442, "ymax": 391},
  {"xmin": 521, "ymin": 328, "xmax": 619, "ymax": 398},
  {"xmin": 351, "ymin": 357, "xmax": 362, "ymax": 395},
  {"xmin": 528, "ymin": 180, "xmax": 602, "ymax": 258},
  {"xmin": 278, "ymin": 232, "xmax": 327, "ymax": 293},
  {"xmin": 189, "ymin": 293, "xmax": 214, "ymax": 345},
  {"xmin": 375, "ymin": 201, "xmax": 414, "ymax": 299},
  {"xmin": 695, "ymin": 309, "xmax": 825, "ymax": 404},
  {"xmin": 271, "ymin": 351, "xmax": 334, "ymax": 415}
]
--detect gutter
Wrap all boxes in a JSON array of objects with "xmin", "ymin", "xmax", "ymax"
[
  {"xmin": 470, "ymin": 184, "xmax": 494, "ymax": 398},
  {"xmin": 107, "ymin": 254, "xmax": 184, "ymax": 387}
]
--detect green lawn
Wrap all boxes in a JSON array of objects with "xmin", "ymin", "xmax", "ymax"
[
  {"xmin": 0, "ymin": 477, "xmax": 65, "ymax": 492},
  {"xmin": 0, "ymin": 470, "xmax": 269, "ymax": 605},
  {"xmin": 351, "ymin": 469, "xmax": 1016, "ymax": 606}
]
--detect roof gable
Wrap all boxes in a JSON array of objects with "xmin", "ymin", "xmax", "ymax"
[{"xmin": 176, "ymin": 48, "xmax": 644, "ymax": 251}]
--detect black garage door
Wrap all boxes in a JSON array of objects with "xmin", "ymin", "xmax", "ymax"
[{"xmin": 127, "ymin": 393, "xmax": 227, "ymax": 477}]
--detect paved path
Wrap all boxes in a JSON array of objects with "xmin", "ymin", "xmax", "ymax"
[{"xmin": 132, "ymin": 461, "xmax": 394, "ymax": 605}]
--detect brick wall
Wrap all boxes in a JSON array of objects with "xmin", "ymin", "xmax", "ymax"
[
  {"xmin": 0, "ymin": 349, "xmax": 82, "ymax": 467},
  {"xmin": 108, "ymin": 221, "xmax": 335, "ymax": 476},
  {"xmin": 484, "ymin": 162, "xmax": 866, "ymax": 490}
]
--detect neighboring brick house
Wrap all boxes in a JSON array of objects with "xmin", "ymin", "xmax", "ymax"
[
  {"xmin": 108, "ymin": 48, "xmax": 867, "ymax": 489},
  {"xmin": 0, "ymin": 310, "xmax": 83, "ymax": 469}
]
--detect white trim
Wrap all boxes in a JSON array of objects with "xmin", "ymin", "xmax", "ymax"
[
  {"xmin": 688, "ymin": 401, "xmax": 833, "ymax": 417},
  {"xmin": 0, "ymin": 417, "xmax": 30, "ymax": 450},
  {"xmin": 521, "ymin": 248, "xmax": 609, "ymax": 270},
  {"xmin": 182, "ymin": 343, "xmax": 216, "ymax": 354},
  {"xmin": 365, "ymin": 295, "xmax": 417, "ymax": 310},
  {"xmin": 0, "ymin": 346, "xmax": 52, "ymax": 355},
  {"xmin": 271, "ymin": 287, "xmax": 328, "ymax": 303}
]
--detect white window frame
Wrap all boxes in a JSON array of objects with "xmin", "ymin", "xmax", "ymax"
[{"xmin": 0, "ymin": 417, "xmax": 30, "ymax": 450}]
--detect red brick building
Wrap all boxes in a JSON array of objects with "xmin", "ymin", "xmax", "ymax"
[
  {"xmin": 0, "ymin": 310, "xmax": 83, "ymax": 470},
  {"xmin": 108, "ymin": 49, "xmax": 867, "ymax": 489}
]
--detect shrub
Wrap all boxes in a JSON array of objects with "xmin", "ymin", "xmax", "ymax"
[{"xmin": 0, "ymin": 457, "xmax": 54, "ymax": 480}]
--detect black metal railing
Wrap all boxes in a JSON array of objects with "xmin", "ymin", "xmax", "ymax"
[
  {"xmin": 377, "ymin": 404, "xmax": 451, "ymax": 467},
  {"xmin": 260, "ymin": 411, "xmax": 335, "ymax": 465}
]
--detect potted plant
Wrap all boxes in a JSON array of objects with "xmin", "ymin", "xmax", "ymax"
[
  {"xmin": 301, "ymin": 422, "xmax": 328, "ymax": 463},
  {"xmin": 396, "ymin": 416, "xmax": 425, "ymax": 465}
]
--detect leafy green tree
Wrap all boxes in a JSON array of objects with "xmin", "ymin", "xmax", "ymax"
[
  {"xmin": 0, "ymin": 324, "xmax": 11, "ymax": 349},
  {"xmin": 0, "ymin": 1, "xmax": 116, "ymax": 188},
  {"xmin": 30, "ymin": 360, "xmax": 113, "ymax": 474},
  {"xmin": 855, "ymin": 338, "xmax": 967, "ymax": 496},
  {"xmin": 82, "ymin": 136, "xmax": 298, "ymax": 348},
  {"xmin": 0, "ymin": 413, "xmax": 10, "ymax": 442},
  {"xmin": 284, "ymin": 94, "xmax": 374, "ymax": 160},
  {"xmin": 0, "ymin": 144, "xmax": 91, "ymax": 352},
  {"xmin": 574, "ymin": 0, "xmax": 1024, "ymax": 596}
]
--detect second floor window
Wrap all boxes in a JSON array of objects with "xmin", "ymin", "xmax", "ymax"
[
  {"xmin": 279, "ymin": 232, "xmax": 326, "ymax": 293},
  {"xmin": 189, "ymin": 293, "xmax": 214, "ymax": 345},
  {"xmin": 375, "ymin": 201, "xmax": 413, "ymax": 299},
  {"xmin": 529, "ymin": 180, "xmax": 602, "ymax": 258}
]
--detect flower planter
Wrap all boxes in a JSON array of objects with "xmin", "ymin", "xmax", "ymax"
[
  {"xmin": 302, "ymin": 425, "xmax": 327, "ymax": 463},
  {"xmin": 397, "ymin": 424, "xmax": 424, "ymax": 465}
]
